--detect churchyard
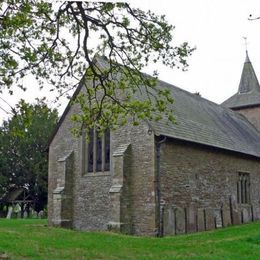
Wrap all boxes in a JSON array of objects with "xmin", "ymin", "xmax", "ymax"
[{"xmin": 0, "ymin": 219, "xmax": 259, "ymax": 259}]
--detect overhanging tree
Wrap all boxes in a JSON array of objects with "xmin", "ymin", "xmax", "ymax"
[
  {"xmin": 0, "ymin": 99, "xmax": 58, "ymax": 211},
  {"xmin": 0, "ymin": 1, "xmax": 194, "ymax": 132}
]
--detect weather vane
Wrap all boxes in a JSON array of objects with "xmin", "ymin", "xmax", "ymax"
[{"xmin": 243, "ymin": 36, "xmax": 248, "ymax": 52}]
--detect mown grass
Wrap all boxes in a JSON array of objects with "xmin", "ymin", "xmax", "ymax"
[{"xmin": 0, "ymin": 219, "xmax": 259, "ymax": 259}]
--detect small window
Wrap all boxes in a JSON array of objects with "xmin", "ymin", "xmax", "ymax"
[
  {"xmin": 82, "ymin": 129, "xmax": 110, "ymax": 173},
  {"xmin": 87, "ymin": 129, "xmax": 94, "ymax": 172},
  {"xmin": 104, "ymin": 129, "xmax": 110, "ymax": 171},
  {"xmin": 237, "ymin": 172, "xmax": 250, "ymax": 204}
]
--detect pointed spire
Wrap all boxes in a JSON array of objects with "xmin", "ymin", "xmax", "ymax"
[
  {"xmin": 222, "ymin": 51, "xmax": 260, "ymax": 109},
  {"xmin": 245, "ymin": 50, "xmax": 250, "ymax": 63},
  {"xmin": 238, "ymin": 51, "xmax": 260, "ymax": 94}
]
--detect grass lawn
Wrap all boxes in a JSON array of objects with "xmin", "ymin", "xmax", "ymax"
[{"xmin": 0, "ymin": 219, "xmax": 259, "ymax": 259}]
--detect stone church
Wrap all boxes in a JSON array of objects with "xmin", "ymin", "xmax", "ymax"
[{"xmin": 48, "ymin": 52, "xmax": 260, "ymax": 236}]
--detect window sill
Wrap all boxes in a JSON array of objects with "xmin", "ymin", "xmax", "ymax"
[{"xmin": 83, "ymin": 171, "xmax": 110, "ymax": 177}]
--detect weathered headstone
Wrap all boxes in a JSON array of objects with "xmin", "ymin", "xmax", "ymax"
[
  {"xmin": 230, "ymin": 196, "xmax": 241, "ymax": 225},
  {"xmin": 214, "ymin": 209, "xmax": 222, "ymax": 228},
  {"xmin": 31, "ymin": 209, "xmax": 38, "ymax": 219},
  {"xmin": 6, "ymin": 206, "xmax": 13, "ymax": 219},
  {"xmin": 163, "ymin": 206, "xmax": 175, "ymax": 236},
  {"xmin": 38, "ymin": 210, "xmax": 44, "ymax": 219},
  {"xmin": 187, "ymin": 204, "xmax": 197, "ymax": 233},
  {"xmin": 241, "ymin": 207, "xmax": 251, "ymax": 223},
  {"xmin": 232, "ymin": 209, "xmax": 241, "ymax": 225},
  {"xmin": 254, "ymin": 205, "xmax": 260, "ymax": 220},
  {"xmin": 205, "ymin": 208, "xmax": 215, "ymax": 231},
  {"xmin": 174, "ymin": 207, "xmax": 186, "ymax": 234},
  {"xmin": 222, "ymin": 205, "xmax": 232, "ymax": 227},
  {"xmin": 197, "ymin": 208, "xmax": 205, "ymax": 232}
]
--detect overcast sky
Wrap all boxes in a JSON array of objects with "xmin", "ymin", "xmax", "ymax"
[
  {"xmin": 1, "ymin": 0, "xmax": 260, "ymax": 122},
  {"xmin": 136, "ymin": 0, "xmax": 260, "ymax": 102}
]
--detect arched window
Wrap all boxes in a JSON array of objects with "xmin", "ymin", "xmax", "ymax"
[{"xmin": 237, "ymin": 172, "xmax": 250, "ymax": 204}]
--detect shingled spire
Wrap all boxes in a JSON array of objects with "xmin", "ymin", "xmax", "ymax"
[
  {"xmin": 222, "ymin": 51, "xmax": 260, "ymax": 109},
  {"xmin": 238, "ymin": 51, "xmax": 260, "ymax": 94}
]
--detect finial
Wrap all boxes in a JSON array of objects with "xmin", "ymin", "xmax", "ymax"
[
  {"xmin": 243, "ymin": 37, "xmax": 250, "ymax": 62},
  {"xmin": 243, "ymin": 36, "xmax": 248, "ymax": 52}
]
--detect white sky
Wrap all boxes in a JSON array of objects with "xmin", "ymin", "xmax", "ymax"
[
  {"xmin": 1, "ymin": 0, "xmax": 260, "ymax": 122},
  {"xmin": 136, "ymin": 0, "xmax": 260, "ymax": 102}
]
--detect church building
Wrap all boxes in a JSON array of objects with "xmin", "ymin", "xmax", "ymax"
[{"xmin": 48, "ymin": 53, "xmax": 260, "ymax": 236}]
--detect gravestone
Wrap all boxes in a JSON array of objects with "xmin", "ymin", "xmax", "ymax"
[
  {"xmin": 205, "ymin": 208, "xmax": 215, "ymax": 231},
  {"xmin": 174, "ymin": 207, "xmax": 186, "ymax": 234},
  {"xmin": 6, "ymin": 206, "xmax": 13, "ymax": 219},
  {"xmin": 38, "ymin": 210, "xmax": 44, "ymax": 219},
  {"xmin": 197, "ymin": 208, "xmax": 205, "ymax": 232},
  {"xmin": 241, "ymin": 207, "xmax": 251, "ymax": 223},
  {"xmin": 163, "ymin": 206, "xmax": 175, "ymax": 236},
  {"xmin": 187, "ymin": 204, "xmax": 197, "ymax": 233},
  {"xmin": 230, "ymin": 196, "xmax": 241, "ymax": 225},
  {"xmin": 214, "ymin": 209, "xmax": 222, "ymax": 228},
  {"xmin": 232, "ymin": 209, "xmax": 241, "ymax": 225},
  {"xmin": 30, "ymin": 209, "xmax": 38, "ymax": 218},
  {"xmin": 254, "ymin": 205, "xmax": 260, "ymax": 220},
  {"xmin": 222, "ymin": 205, "xmax": 232, "ymax": 227}
]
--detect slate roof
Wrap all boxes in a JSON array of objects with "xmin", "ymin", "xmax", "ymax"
[
  {"xmin": 149, "ymin": 79, "xmax": 260, "ymax": 158},
  {"xmin": 222, "ymin": 52, "xmax": 260, "ymax": 109},
  {"xmin": 49, "ymin": 56, "xmax": 260, "ymax": 158}
]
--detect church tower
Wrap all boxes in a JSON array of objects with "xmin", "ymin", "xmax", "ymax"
[{"xmin": 222, "ymin": 51, "xmax": 260, "ymax": 132}]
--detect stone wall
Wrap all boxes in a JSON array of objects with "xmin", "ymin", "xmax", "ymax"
[
  {"xmin": 48, "ymin": 93, "xmax": 114, "ymax": 231},
  {"xmin": 111, "ymin": 123, "xmax": 156, "ymax": 235},
  {"xmin": 235, "ymin": 106, "xmax": 260, "ymax": 132},
  {"xmin": 48, "ymin": 88, "xmax": 156, "ymax": 234},
  {"xmin": 73, "ymin": 172, "xmax": 112, "ymax": 231},
  {"xmin": 160, "ymin": 139, "xmax": 260, "ymax": 236},
  {"xmin": 48, "ymin": 101, "xmax": 81, "ymax": 227}
]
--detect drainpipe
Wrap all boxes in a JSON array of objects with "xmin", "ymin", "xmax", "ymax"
[{"xmin": 155, "ymin": 135, "xmax": 167, "ymax": 237}]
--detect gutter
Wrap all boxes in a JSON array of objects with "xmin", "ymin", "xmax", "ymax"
[{"xmin": 155, "ymin": 135, "xmax": 167, "ymax": 237}]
